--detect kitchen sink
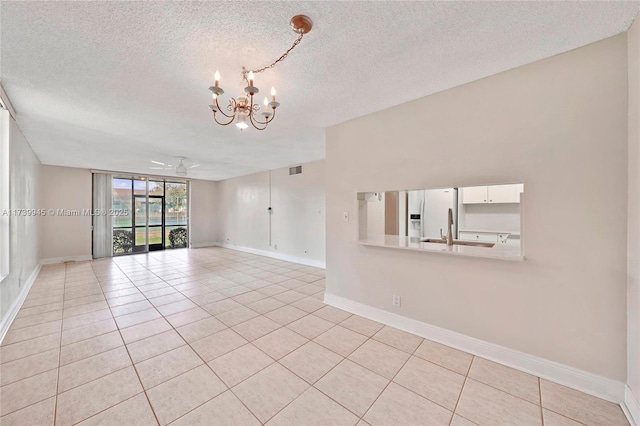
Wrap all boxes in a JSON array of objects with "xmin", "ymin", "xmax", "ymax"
[{"xmin": 421, "ymin": 238, "xmax": 495, "ymax": 248}]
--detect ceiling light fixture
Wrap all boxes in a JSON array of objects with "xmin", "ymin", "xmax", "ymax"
[
  {"xmin": 208, "ymin": 15, "xmax": 313, "ymax": 131},
  {"xmin": 175, "ymin": 158, "xmax": 188, "ymax": 176},
  {"xmin": 150, "ymin": 157, "xmax": 200, "ymax": 176}
]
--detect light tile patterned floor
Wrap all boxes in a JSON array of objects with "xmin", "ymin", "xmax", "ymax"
[{"xmin": 0, "ymin": 247, "xmax": 630, "ymax": 425}]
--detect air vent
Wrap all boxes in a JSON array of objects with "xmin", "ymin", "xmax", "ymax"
[{"xmin": 289, "ymin": 165, "xmax": 302, "ymax": 175}]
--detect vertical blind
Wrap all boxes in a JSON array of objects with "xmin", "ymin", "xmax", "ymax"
[{"xmin": 92, "ymin": 173, "xmax": 112, "ymax": 258}]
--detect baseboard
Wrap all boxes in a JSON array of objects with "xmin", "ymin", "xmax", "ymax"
[
  {"xmin": 324, "ymin": 293, "xmax": 626, "ymax": 404},
  {"xmin": 623, "ymin": 385, "xmax": 640, "ymax": 426},
  {"xmin": 41, "ymin": 255, "xmax": 93, "ymax": 264},
  {"xmin": 215, "ymin": 242, "xmax": 326, "ymax": 269},
  {"xmin": 190, "ymin": 242, "xmax": 217, "ymax": 249},
  {"xmin": 0, "ymin": 264, "xmax": 41, "ymax": 344}
]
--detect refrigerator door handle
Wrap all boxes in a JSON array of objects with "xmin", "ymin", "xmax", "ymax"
[{"xmin": 420, "ymin": 198, "xmax": 425, "ymax": 238}]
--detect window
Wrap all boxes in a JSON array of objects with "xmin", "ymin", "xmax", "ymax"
[
  {"xmin": 111, "ymin": 177, "xmax": 188, "ymax": 255},
  {"xmin": 164, "ymin": 182, "xmax": 188, "ymax": 249},
  {"xmin": 0, "ymin": 111, "xmax": 9, "ymax": 279},
  {"xmin": 112, "ymin": 178, "xmax": 133, "ymax": 254}
]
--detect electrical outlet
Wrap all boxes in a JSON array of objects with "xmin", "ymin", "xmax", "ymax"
[
  {"xmin": 343, "ymin": 211, "xmax": 349, "ymax": 222},
  {"xmin": 274, "ymin": 244, "xmax": 278, "ymax": 250},
  {"xmin": 392, "ymin": 294, "xmax": 401, "ymax": 307}
]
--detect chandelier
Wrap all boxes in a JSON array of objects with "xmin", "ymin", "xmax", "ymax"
[{"xmin": 208, "ymin": 15, "xmax": 312, "ymax": 131}]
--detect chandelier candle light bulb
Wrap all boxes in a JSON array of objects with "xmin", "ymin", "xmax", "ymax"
[{"xmin": 207, "ymin": 14, "xmax": 312, "ymax": 131}]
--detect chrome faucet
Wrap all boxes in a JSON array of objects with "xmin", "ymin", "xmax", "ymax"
[{"xmin": 439, "ymin": 208, "xmax": 454, "ymax": 246}]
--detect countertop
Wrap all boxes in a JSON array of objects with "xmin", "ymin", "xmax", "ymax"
[
  {"xmin": 458, "ymin": 228, "xmax": 521, "ymax": 237},
  {"xmin": 358, "ymin": 235, "xmax": 523, "ymax": 261}
]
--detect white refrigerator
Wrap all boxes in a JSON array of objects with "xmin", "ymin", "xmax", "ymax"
[{"xmin": 407, "ymin": 188, "xmax": 457, "ymax": 239}]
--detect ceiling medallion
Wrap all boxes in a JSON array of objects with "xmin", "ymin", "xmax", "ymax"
[{"xmin": 208, "ymin": 15, "xmax": 313, "ymax": 131}]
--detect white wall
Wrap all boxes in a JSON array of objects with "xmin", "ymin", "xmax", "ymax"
[
  {"xmin": 366, "ymin": 193, "xmax": 385, "ymax": 237},
  {"xmin": 627, "ymin": 15, "xmax": 640, "ymax": 419},
  {"xmin": 0, "ymin": 111, "xmax": 41, "ymax": 322},
  {"xmin": 326, "ymin": 35, "xmax": 628, "ymax": 381},
  {"xmin": 190, "ymin": 179, "xmax": 218, "ymax": 247},
  {"xmin": 38, "ymin": 165, "xmax": 92, "ymax": 261},
  {"xmin": 216, "ymin": 171, "xmax": 270, "ymax": 250},
  {"xmin": 270, "ymin": 161, "xmax": 325, "ymax": 262},
  {"xmin": 216, "ymin": 160, "xmax": 326, "ymax": 265},
  {"xmin": 37, "ymin": 171, "xmax": 219, "ymax": 258}
]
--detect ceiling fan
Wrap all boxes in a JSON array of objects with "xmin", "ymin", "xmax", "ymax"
[{"xmin": 150, "ymin": 157, "xmax": 201, "ymax": 176}]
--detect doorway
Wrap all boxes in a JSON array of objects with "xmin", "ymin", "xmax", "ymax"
[
  {"xmin": 133, "ymin": 195, "xmax": 165, "ymax": 252},
  {"xmin": 112, "ymin": 177, "xmax": 188, "ymax": 255}
]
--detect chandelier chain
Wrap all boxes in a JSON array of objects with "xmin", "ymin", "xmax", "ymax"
[
  {"xmin": 210, "ymin": 14, "xmax": 312, "ymax": 131},
  {"xmin": 245, "ymin": 33, "xmax": 304, "ymax": 76}
]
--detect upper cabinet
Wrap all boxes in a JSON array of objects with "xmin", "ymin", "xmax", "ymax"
[{"xmin": 462, "ymin": 184, "xmax": 523, "ymax": 204}]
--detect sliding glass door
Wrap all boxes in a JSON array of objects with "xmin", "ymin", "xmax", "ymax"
[
  {"xmin": 112, "ymin": 177, "xmax": 188, "ymax": 255},
  {"xmin": 165, "ymin": 182, "xmax": 188, "ymax": 249},
  {"xmin": 113, "ymin": 178, "xmax": 133, "ymax": 255}
]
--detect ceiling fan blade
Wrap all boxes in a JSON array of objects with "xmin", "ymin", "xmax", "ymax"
[
  {"xmin": 189, "ymin": 164, "xmax": 201, "ymax": 168},
  {"xmin": 151, "ymin": 160, "xmax": 165, "ymax": 166},
  {"xmin": 150, "ymin": 167, "xmax": 164, "ymax": 170}
]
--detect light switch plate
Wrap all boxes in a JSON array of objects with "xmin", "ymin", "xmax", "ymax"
[{"xmin": 343, "ymin": 212, "xmax": 349, "ymax": 222}]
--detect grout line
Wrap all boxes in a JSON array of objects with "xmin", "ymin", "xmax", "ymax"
[
  {"xmin": 0, "ymin": 328, "xmax": 62, "ymax": 351},
  {"xmin": 52, "ymin": 263, "xmax": 67, "ymax": 426},
  {"xmin": 540, "ymin": 377, "xmax": 545, "ymax": 425},
  {"xmin": 7, "ymin": 249, "xmax": 569, "ymax": 426},
  {"xmin": 0, "ymin": 387, "xmax": 58, "ymax": 419},
  {"xmin": 72, "ymin": 391, "xmax": 151, "ymax": 425},
  {"xmin": 89, "ymin": 259, "xmax": 162, "ymax": 426},
  {"xmin": 357, "ymin": 333, "xmax": 425, "ymax": 423},
  {"xmin": 543, "ymin": 408, "xmax": 590, "ymax": 425},
  {"xmin": 111, "ymin": 254, "xmax": 262, "ymax": 426},
  {"xmin": 449, "ymin": 355, "xmax": 473, "ymax": 425}
]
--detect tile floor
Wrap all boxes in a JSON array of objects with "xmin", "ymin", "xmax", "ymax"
[{"xmin": 0, "ymin": 247, "xmax": 630, "ymax": 426}]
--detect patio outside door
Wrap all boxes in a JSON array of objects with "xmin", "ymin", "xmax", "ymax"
[
  {"xmin": 132, "ymin": 195, "xmax": 165, "ymax": 252},
  {"xmin": 147, "ymin": 196, "xmax": 164, "ymax": 251}
]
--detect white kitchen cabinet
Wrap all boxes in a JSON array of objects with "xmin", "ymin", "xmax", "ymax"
[
  {"xmin": 461, "ymin": 186, "xmax": 488, "ymax": 204},
  {"xmin": 459, "ymin": 231, "xmax": 517, "ymax": 245},
  {"xmin": 462, "ymin": 184, "xmax": 522, "ymax": 204},
  {"xmin": 459, "ymin": 231, "xmax": 498, "ymax": 243}
]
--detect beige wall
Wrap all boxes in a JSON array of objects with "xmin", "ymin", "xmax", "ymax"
[
  {"xmin": 326, "ymin": 35, "xmax": 628, "ymax": 381},
  {"xmin": 627, "ymin": 17, "xmax": 640, "ymax": 408},
  {"xmin": 1, "ymin": 111, "xmax": 41, "ymax": 321},
  {"xmin": 38, "ymin": 165, "xmax": 92, "ymax": 261},
  {"xmin": 38, "ymin": 172, "xmax": 218, "ymax": 258},
  {"xmin": 385, "ymin": 192, "xmax": 399, "ymax": 235},
  {"xmin": 190, "ymin": 179, "xmax": 218, "ymax": 247},
  {"xmin": 365, "ymin": 193, "xmax": 385, "ymax": 238},
  {"xmin": 216, "ymin": 160, "xmax": 326, "ymax": 265},
  {"xmin": 270, "ymin": 160, "xmax": 325, "ymax": 262},
  {"xmin": 216, "ymin": 171, "xmax": 270, "ymax": 251}
]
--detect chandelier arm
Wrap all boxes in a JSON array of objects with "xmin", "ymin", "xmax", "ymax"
[
  {"xmin": 250, "ymin": 106, "xmax": 277, "ymax": 126},
  {"xmin": 212, "ymin": 111, "xmax": 236, "ymax": 126},
  {"xmin": 248, "ymin": 109, "xmax": 269, "ymax": 130},
  {"xmin": 213, "ymin": 97, "xmax": 236, "ymax": 119},
  {"xmin": 244, "ymin": 33, "xmax": 304, "ymax": 76}
]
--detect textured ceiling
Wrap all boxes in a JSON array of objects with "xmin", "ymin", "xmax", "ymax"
[{"xmin": 1, "ymin": 1, "xmax": 639, "ymax": 181}]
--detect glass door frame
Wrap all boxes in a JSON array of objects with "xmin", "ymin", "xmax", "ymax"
[
  {"xmin": 111, "ymin": 175, "xmax": 188, "ymax": 256},
  {"xmin": 132, "ymin": 194, "xmax": 147, "ymax": 253},
  {"xmin": 147, "ymin": 195, "xmax": 165, "ymax": 252}
]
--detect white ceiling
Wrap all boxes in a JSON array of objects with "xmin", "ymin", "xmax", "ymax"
[{"xmin": 1, "ymin": 1, "xmax": 639, "ymax": 181}]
